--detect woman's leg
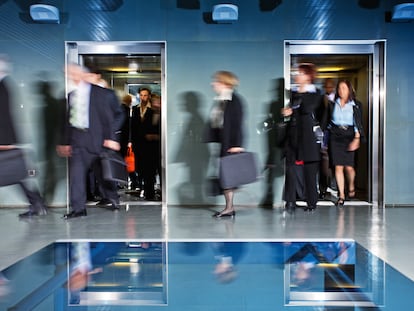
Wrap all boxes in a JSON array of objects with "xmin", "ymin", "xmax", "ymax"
[
  {"xmin": 213, "ymin": 189, "xmax": 236, "ymax": 217},
  {"xmin": 223, "ymin": 189, "xmax": 235, "ymax": 212},
  {"xmin": 344, "ymin": 166, "xmax": 356, "ymax": 197},
  {"xmin": 335, "ymin": 165, "xmax": 345, "ymax": 200}
]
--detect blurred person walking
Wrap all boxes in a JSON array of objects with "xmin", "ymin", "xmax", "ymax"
[
  {"xmin": 57, "ymin": 64, "xmax": 124, "ymax": 218},
  {"xmin": 204, "ymin": 71, "xmax": 245, "ymax": 218},
  {"xmin": 0, "ymin": 54, "xmax": 47, "ymax": 217},
  {"xmin": 281, "ymin": 63, "xmax": 325, "ymax": 212}
]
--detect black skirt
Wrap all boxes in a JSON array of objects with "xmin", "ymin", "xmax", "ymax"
[{"xmin": 329, "ymin": 125, "xmax": 356, "ymax": 166}]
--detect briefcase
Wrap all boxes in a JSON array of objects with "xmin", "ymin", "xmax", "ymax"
[
  {"xmin": 100, "ymin": 150, "xmax": 128, "ymax": 184},
  {"xmin": 219, "ymin": 152, "xmax": 259, "ymax": 189},
  {"xmin": 0, "ymin": 148, "xmax": 29, "ymax": 187}
]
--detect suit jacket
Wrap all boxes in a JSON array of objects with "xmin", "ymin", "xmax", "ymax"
[
  {"xmin": 130, "ymin": 104, "xmax": 152, "ymax": 152},
  {"xmin": 285, "ymin": 89, "xmax": 325, "ymax": 163},
  {"xmin": 0, "ymin": 77, "xmax": 18, "ymax": 145},
  {"xmin": 61, "ymin": 84, "xmax": 124, "ymax": 154},
  {"xmin": 204, "ymin": 92, "xmax": 244, "ymax": 157}
]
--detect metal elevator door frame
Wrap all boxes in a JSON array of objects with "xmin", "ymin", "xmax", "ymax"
[
  {"xmin": 284, "ymin": 40, "xmax": 385, "ymax": 207},
  {"xmin": 65, "ymin": 41, "xmax": 167, "ymax": 205}
]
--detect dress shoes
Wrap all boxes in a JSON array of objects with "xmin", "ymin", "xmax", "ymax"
[
  {"xmin": 63, "ymin": 209, "xmax": 87, "ymax": 219},
  {"xmin": 96, "ymin": 198, "xmax": 112, "ymax": 206},
  {"xmin": 213, "ymin": 210, "xmax": 236, "ymax": 218},
  {"xmin": 19, "ymin": 207, "xmax": 48, "ymax": 218},
  {"xmin": 87, "ymin": 194, "xmax": 100, "ymax": 202}
]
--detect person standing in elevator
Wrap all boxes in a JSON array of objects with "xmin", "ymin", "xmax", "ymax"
[
  {"xmin": 130, "ymin": 87, "xmax": 152, "ymax": 198},
  {"xmin": 120, "ymin": 94, "xmax": 139, "ymax": 190},
  {"xmin": 142, "ymin": 93, "xmax": 162, "ymax": 200},
  {"xmin": 318, "ymin": 78, "xmax": 337, "ymax": 200}
]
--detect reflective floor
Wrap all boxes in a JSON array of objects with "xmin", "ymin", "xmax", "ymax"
[{"xmin": 0, "ymin": 190, "xmax": 413, "ymax": 310}]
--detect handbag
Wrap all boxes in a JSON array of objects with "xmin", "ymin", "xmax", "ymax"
[
  {"xmin": 124, "ymin": 146, "xmax": 135, "ymax": 173},
  {"xmin": 219, "ymin": 152, "xmax": 259, "ymax": 189},
  {"xmin": 312, "ymin": 113, "xmax": 324, "ymax": 144},
  {"xmin": 0, "ymin": 148, "xmax": 28, "ymax": 187},
  {"xmin": 100, "ymin": 150, "xmax": 128, "ymax": 184}
]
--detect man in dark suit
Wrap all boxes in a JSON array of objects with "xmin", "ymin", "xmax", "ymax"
[
  {"xmin": 57, "ymin": 64, "xmax": 124, "ymax": 218},
  {"xmin": 0, "ymin": 54, "xmax": 47, "ymax": 217}
]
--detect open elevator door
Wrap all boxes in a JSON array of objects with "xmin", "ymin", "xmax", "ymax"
[
  {"xmin": 65, "ymin": 41, "xmax": 167, "ymax": 204},
  {"xmin": 284, "ymin": 40, "xmax": 385, "ymax": 206}
]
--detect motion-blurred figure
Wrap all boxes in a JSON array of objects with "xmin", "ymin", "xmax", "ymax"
[
  {"xmin": 57, "ymin": 63, "xmax": 124, "ymax": 218},
  {"xmin": 0, "ymin": 54, "xmax": 47, "ymax": 218}
]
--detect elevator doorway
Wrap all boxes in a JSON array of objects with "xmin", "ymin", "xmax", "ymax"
[
  {"xmin": 284, "ymin": 40, "xmax": 385, "ymax": 206},
  {"xmin": 65, "ymin": 41, "xmax": 166, "ymax": 204}
]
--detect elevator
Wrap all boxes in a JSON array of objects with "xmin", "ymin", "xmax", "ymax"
[{"xmin": 284, "ymin": 40, "xmax": 385, "ymax": 206}]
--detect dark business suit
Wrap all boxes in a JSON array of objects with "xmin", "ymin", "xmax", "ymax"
[
  {"xmin": 0, "ymin": 76, "xmax": 46, "ymax": 214},
  {"xmin": 130, "ymin": 104, "xmax": 152, "ymax": 193},
  {"xmin": 62, "ymin": 83, "xmax": 124, "ymax": 213},
  {"xmin": 204, "ymin": 93, "xmax": 244, "ymax": 157},
  {"xmin": 283, "ymin": 89, "xmax": 325, "ymax": 208},
  {"xmin": 141, "ymin": 108, "xmax": 161, "ymax": 199}
]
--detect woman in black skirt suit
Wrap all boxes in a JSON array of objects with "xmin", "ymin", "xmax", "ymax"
[
  {"xmin": 325, "ymin": 80, "xmax": 365, "ymax": 206},
  {"xmin": 204, "ymin": 71, "xmax": 245, "ymax": 218},
  {"xmin": 282, "ymin": 63, "xmax": 325, "ymax": 211}
]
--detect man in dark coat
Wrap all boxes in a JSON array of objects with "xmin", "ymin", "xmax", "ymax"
[{"xmin": 57, "ymin": 64, "xmax": 124, "ymax": 218}]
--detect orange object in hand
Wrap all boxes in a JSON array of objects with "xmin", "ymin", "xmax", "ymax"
[{"xmin": 125, "ymin": 146, "xmax": 135, "ymax": 173}]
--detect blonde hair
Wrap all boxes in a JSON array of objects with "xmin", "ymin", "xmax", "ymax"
[{"xmin": 213, "ymin": 71, "xmax": 239, "ymax": 88}]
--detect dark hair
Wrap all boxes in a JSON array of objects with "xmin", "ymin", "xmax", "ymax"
[
  {"xmin": 139, "ymin": 87, "xmax": 152, "ymax": 95},
  {"xmin": 298, "ymin": 63, "xmax": 316, "ymax": 83},
  {"xmin": 334, "ymin": 80, "xmax": 356, "ymax": 102}
]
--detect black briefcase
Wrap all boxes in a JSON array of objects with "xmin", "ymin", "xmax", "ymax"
[
  {"xmin": 100, "ymin": 150, "xmax": 128, "ymax": 184},
  {"xmin": 219, "ymin": 152, "xmax": 259, "ymax": 189},
  {"xmin": 0, "ymin": 148, "xmax": 29, "ymax": 187}
]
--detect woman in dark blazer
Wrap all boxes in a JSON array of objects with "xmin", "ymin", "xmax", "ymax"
[
  {"xmin": 282, "ymin": 63, "xmax": 325, "ymax": 212},
  {"xmin": 204, "ymin": 71, "xmax": 245, "ymax": 218},
  {"xmin": 324, "ymin": 80, "xmax": 365, "ymax": 206}
]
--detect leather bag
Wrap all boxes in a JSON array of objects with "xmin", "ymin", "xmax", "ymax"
[
  {"xmin": 219, "ymin": 152, "xmax": 259, "ymax": 189},
  {"xmin": 0, "ymin": 148, "xmax": 28, "ymax": 187},
  {"xmin": 100, "ymin": 150, "xmax": 128, "ymax": 184}
]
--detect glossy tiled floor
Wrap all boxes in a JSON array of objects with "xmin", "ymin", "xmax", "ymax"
[{"xmin": 0, "ymin": 193, "xmax": 413, "ymax": 285}]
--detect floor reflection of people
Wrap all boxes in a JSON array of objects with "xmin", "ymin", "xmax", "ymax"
[
  {"xmin": 287, "ymin": 242, "xmax": 355, "ymax": 290},
  {"xmin": 211, "ymin": 242, "xmax": 246, "ymax": 283},
  {"xmin": 68, "ymin": 242, "xmax": 106, "ymax": 304}
]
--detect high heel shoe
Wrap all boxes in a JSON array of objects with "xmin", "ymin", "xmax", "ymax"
[
  {"xmin": 335, "ymin": 198, "xmax": 345, "ymax": 207},
  {"xmin": 213, "ymin": 210, "xmax": 236, "ymax": 218},
  {"xmin": 348, "ymin": 189, "xmax": 356, "ymax": 199}
]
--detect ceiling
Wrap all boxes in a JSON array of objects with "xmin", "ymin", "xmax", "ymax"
[
  {"xmin": 82, "ymin": 54, "xmax": 162, "ymax": 89},
  {"xmin": 80, "ymin": 53, "xmax": 369, "ymax": 90}
]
